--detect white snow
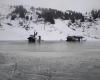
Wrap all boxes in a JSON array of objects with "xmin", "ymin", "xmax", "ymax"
[
  {"xmin": 0, "ymin": 18, "xmax": 100, "ymax": 41},
  {"xmin": 0, "ymin": 6, "xmax": 100, "ymax": 41}
]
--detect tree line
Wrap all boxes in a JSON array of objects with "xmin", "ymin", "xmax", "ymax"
[{"xmin": 10, "ymin": 5, "xmax": 100, "ymax": 24}]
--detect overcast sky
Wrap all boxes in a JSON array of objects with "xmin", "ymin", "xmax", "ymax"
[{"xmin": 0, "ymin": 0, "xmax": 100, "ymax": 12}]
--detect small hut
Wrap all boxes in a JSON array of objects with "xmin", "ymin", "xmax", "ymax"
[{"xmin": 66, "ymin": 36, "xmax": 84, "ymax": 42}]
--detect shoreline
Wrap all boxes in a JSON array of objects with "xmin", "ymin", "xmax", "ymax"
[{"xmin": 0, "ymin": 38, "xmax": 100, "ymax": 42}]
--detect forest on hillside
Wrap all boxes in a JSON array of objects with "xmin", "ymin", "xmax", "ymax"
[{"xmin": 9, "ymin": 5, "xmax": 100, "ymax": 24}]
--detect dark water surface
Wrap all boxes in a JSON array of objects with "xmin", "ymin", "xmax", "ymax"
[{"xmin": 0, "ymin": 41, "xmax": 100, "ymax": 80}]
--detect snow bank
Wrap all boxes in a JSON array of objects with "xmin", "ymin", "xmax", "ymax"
[{"xmin": 0, "ymin": 19, "xmax": 100, "ymax": 41}]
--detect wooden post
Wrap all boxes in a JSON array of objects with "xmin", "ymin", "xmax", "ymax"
[{"xmin": 38, "ymin": 36, "xmax": 41, "ymax": 43}]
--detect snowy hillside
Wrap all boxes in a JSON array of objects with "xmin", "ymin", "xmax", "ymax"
[{"xmin": 0, "ymin": 5, "xmax": 100, "ymax": 41}]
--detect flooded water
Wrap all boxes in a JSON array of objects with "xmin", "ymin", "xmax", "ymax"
[
  {"xmin": 0, "ymin": 41, "xmax": 100, "ymax": 57},
  {"xmin": 0, "ymin": 41, "xmax": 100, "ymax": 80}
]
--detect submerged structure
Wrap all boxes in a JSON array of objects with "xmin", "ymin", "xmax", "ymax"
[
  {"xmin": 66, "ymin": 36, "xmax": 84, "ymax": 42},
  {"xmin": 28, "ymin": 32, "xmax": 41, "ymax": 43},
  {"xmin": 28, "ymin": 35, "xmax": 36, "ymax": 43}
]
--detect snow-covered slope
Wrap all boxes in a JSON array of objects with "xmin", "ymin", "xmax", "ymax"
[
  {"xmin": 0, "ymin": 19, "xmax": 100, "ymax": 41},
  {"xmin": 0, "ymin": 5, "xmax": 100, "ymax": 41}
]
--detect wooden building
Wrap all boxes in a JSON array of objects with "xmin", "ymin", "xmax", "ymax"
[{"xmin": 67, "ymin": 36, "xmax": 84, "ymax": 42}]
